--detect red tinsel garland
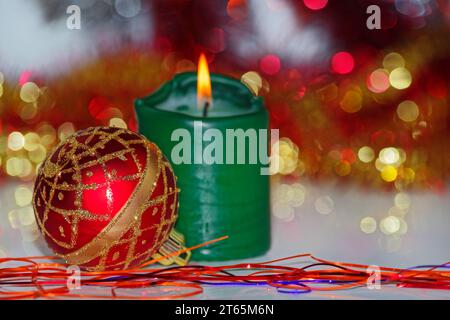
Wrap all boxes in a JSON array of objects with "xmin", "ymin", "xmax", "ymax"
[{"xmin": 0, "ymin": 237, "xmax": 449, "ymax": 299}]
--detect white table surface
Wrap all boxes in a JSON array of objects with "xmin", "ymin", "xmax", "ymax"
[{"xmin": 1, "ymin": 180, "xmax": 449, "ymax": 300}]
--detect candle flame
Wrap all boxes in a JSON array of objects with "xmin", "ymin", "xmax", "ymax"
[{"xmin": 197, "ymin": 53, "xmax": 212, "ymax": 110}]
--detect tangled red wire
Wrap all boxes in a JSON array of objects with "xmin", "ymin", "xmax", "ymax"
[{"xmin": 0, "ymin": 237, "xmax": 449, "ymax": 299}]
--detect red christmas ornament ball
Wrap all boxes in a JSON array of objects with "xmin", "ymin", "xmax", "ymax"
[{"xmin": 33, "ymin": 127, "xmax": 179, "ymax": 271}]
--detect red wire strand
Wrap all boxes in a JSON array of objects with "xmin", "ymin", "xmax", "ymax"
[{"xmin": 0, "ymin": 240, "xmax": 449, "ymax": 299}]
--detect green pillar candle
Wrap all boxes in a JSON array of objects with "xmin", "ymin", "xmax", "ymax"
[{"xmin": 135, "ymin": 72, "xmax": 270, "ymax": 261}]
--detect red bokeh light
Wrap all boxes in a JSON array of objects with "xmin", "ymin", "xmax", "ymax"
[
  {"xmin": 366, "ymin": 69, "xmax": 390, "ymax": 93},
  {"xmin": 341, "ymin": 148, "xmax": 357, "ymax": 164},
  {"xmin": 260, "ymin": 54, "xmax": 281, "ymax": 75},
  {"xmin": 303, "ymin": 0, "xmax": 328, "ymax": 10},
  {"xmin": 331, "ymin": 51, "xmax": 355, "ymax": 74},
  {"xmin": 227, "ymin": 0, "xmax": 248, "ymax": 20},
  {"xmin": 88, "ymin": 96, "xmax": 109, "ymax": 119},
  {"xmin": 19, "ymin": 71, "xmax": 32, "ymax": 85}
]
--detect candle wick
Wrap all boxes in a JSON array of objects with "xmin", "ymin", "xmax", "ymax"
[{"xmin": 203, "ymin": 101, "xmax": 210, "ymax": 117}]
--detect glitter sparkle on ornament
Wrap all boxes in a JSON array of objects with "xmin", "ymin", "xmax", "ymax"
[{"xmin": 33, "ymin": 127, "xmax": 183, "ymax": 271}]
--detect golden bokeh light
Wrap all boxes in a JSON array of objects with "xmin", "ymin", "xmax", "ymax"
[
  {"xmin": 109, "ymin": 117, "xmax": 128, "ymax": 129},
  {"xmin": 389, "ymin": 67, "xmax": 412, "ymax": 90},
  {"xmin": 397, "ymin": 218, "xmax": 408, "ymax": 235},
  {"xmin": 334, "ymin": 160, "xmax": 351, "ymax": 176},
  {"xmin": 241, "ymin": 71, "xmax": 263, "ymax": 96},
  {"xmin": 8, "ymin": 210, "xmax": 20, "ymax": 229},
  {"xmin": 20, "ymin": 82, "xmax": 40, "ymax": 103},
  {"xmin": 379, "ymin": 147, "xmax": 400, "ymax": 165},
  {"xmin": 37, "ymin": 123, "xmax": 57, "ymax": 146},
  {"xmin": 375, "ymin": 158, "xmax": 385, "ymax": 172},
  {"xmin": 20, "ymin": 103, "xmax": 38, "ymax": 120},
  {"xmin": 15, "ymin": 186, "xmax": 33, "ymax": 207},
  {"xmin": 18, "ymin": 206, "xmax": 36, "ymax": 226},
  {"xmin": 380, "ymin": 216, "xmax": 401, "ymax": 235},
  {"xmin": 6, "ymin": 158, "xmax": 19, "ymax": 176},
  {"xmin": 279, "ymin": 160, "xmax": 297, "ymax": 175},
  {"xmin": 273, "ymin": 183, "xmax": 307, "ymax": 209},
  {"xmin": 24, "ymin": 132, "xmax": 41, "ymax": 151},
  {"xmin": 6, "ymin": 157, "xmax": 32, "ymax": 177},
  {"xmin": 296, "ymin": 160, "xmax": 306, "ymax": 176},
  {"xmin": 340, "ymin": 90, "xmax": 362, "ymax": 113},
  {"xmin": 383, "ymin": 52, "xmax": 405, "ymax": 71},
  {"xmin": 21, "ymin": 158, "xmax": 33, "ymax": 178},
  {"xmin": 401, "ymin": 167, "xmax": 416, "ymax": 183},
  {"xmin": 397, "ymin": 100, "xmax": 419, "ymax": 122},
  {"xmin": 394, "ymin": 192, "xmax": 411, "ymax": 210},
  {"xmin": 397, "ymin": 148, "xmax": 407, "ymax": 164},
  {"xmin": 360, "ymin": 216, "xmax": 377, "ymax": 234},
  {"xmin": 381, "ymin": 165, "xmax": 398, "ymax": 182},
  {"xmin": 28, "ymin": 145, "xmax": 47, "ymax": 164},
  {"xmin": 271, "ymin": 138, "xmax": 299, "ymax": 175},
  {"xmin": 272, "ymin": 201, "xmax": 294, "ymax": 221},
  {"xmin": 8, "ymin": 132, "xmax": 25, "ymax": 151},
  {"xmin": 272, "ymin": 184, "xmax": 291, "ymax": 203},
  {"xmin": 358, "ymin": 146, "xmax": 375, "ymax": 163},
  {"xmin": 269, "ymin": 154, "xmax": 281, "ymax": 175},
  {"xmin": 58, "ymin": 122, "xmax": 75, "ymax": 141},
  {"xmin": 315, "ymin": 196, "xmax": 334, "ymax": 215},
  {"xmin": 388, "ymin": 206, "xmax": 406, "ymax": 217},
  {"xmin": 289, "ymin": 183, "xmax": 306, "ymax": 207}
]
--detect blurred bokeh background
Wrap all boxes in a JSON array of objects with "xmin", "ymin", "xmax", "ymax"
[{"xmin": 0, "ymin": 0, "xmax": 449, "ymax": 271}]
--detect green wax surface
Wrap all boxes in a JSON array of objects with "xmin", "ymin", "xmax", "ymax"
[
  {"xmin": 135, "ymin": 73, "xmax": 270, "ymax": 261},
  {"xmin": 149, "ymin": 72, "xmax": 260, "ymax": 118}
]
